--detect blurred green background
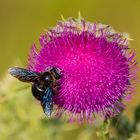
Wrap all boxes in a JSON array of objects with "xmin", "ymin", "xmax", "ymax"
[{"xmin": 0, "ymin": 0, "xmax": 140, "ymax": 140}]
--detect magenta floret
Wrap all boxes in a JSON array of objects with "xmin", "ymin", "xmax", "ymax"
[{"xmin": 28, "ymin": 18, "xmax": 138, "ymax": 122}]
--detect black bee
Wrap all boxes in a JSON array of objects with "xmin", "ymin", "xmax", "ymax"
[{"xmin": 8, "ymin": 67, "xmax": 61, "ymax": 117}]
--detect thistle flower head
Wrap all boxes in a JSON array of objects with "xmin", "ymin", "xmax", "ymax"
[{"xmin": 28, "ymin": 17, "xmax": 138, "ymax": 123}]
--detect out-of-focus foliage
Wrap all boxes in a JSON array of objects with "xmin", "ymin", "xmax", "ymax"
[
  {"xmin": 0, "ymin": 69, "xmax": 99, "ymax": 140},
  {"xmin": 0, "ymin": 64, "xmax": 140, "ymax": 140},
  {"xmin": 110, "ymin": 104, "xmax": 140, "ymax": 140}
]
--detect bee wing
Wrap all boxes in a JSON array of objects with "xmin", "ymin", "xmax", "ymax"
[
  {"xmin": 8, "ymin": 67, "xmax": 40, "ymax": 82},
  {"xmin": 41, "ymin": 87, "xmax": 54, "ymax": 117}
]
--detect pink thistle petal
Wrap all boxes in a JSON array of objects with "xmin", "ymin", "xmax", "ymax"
[{"xmin": 28, "ymin": 17, "xmax": 139, "ymax": 122}]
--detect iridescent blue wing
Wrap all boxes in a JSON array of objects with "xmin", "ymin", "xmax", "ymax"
[
  {"xmin": 41, "ymin": 86, "xmax": 54, "ymax": 117},
  {"xmin": 9, "ymin": 67, "xmax": 40, "ymax": 82}
]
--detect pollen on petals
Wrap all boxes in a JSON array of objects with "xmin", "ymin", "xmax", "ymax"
[{"xmin": 28, "ymin": 17, "xmax": 138, "ymax": 123}]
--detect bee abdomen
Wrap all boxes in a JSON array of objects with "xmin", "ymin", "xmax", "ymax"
[{"xmin": 32, "ymin": 84, "xmax": 44, "ymax": 101}]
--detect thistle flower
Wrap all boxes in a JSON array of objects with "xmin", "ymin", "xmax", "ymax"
[{"xmin": 28, "ymin": 17, "xmax": 138, "ymax": 122}]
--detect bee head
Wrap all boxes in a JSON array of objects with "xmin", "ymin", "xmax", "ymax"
[
  {"xmin": 50, "ymin": 67, "xmax": 61, "ymax": 80},
  {"xmin": 45, "ymin": 67, "xmax": 61, "ymax": 80}
]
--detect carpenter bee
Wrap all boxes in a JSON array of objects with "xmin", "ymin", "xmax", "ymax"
[{"xmin": 8, "ymin": 67, "xmax": 61, "ymax": 117}]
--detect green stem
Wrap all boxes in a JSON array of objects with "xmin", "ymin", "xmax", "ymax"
[{"xmin": 96, "ymin": 120, "xmax": 111, "ymax": 140}]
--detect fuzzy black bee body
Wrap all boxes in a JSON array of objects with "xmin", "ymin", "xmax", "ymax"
[{"xmin": 9, "ymin": 67, "xmax": 61, "ymax": 117}]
